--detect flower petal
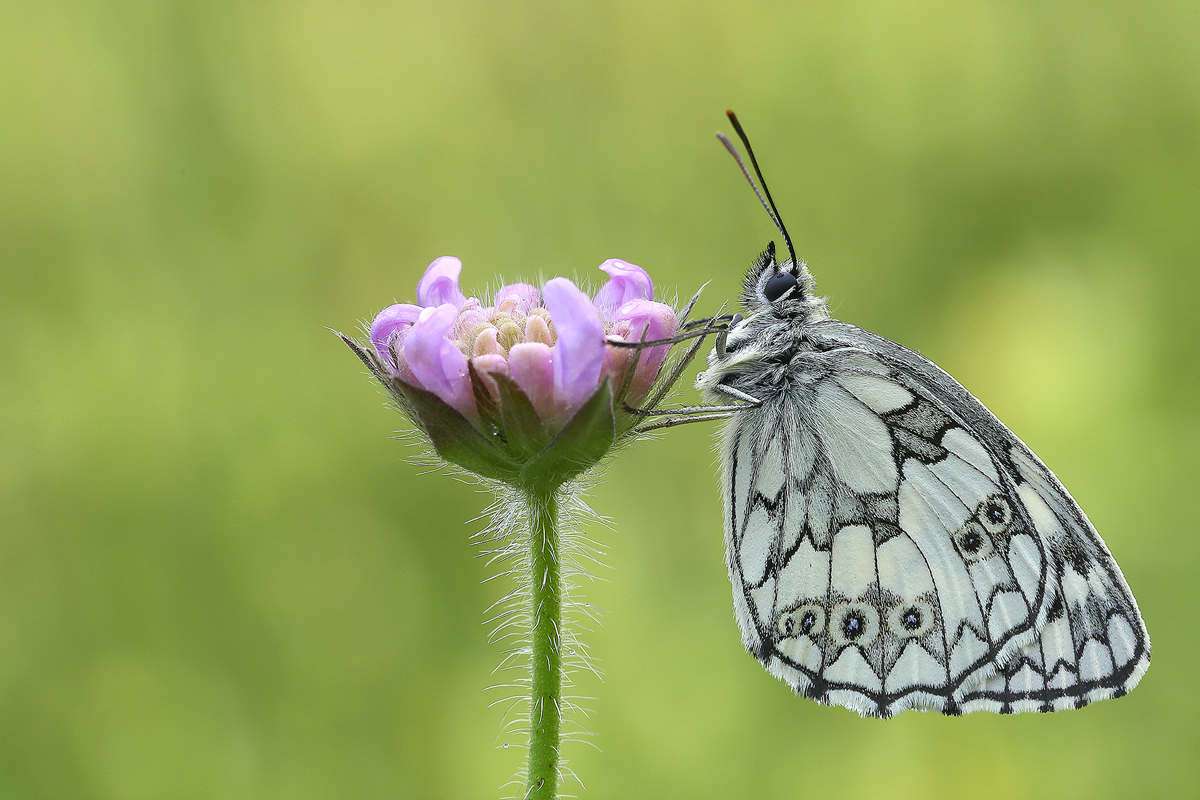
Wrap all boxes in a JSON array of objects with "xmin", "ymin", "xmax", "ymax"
[
  {"xmin": 417, "ymin": 256, "xmax": 467, "ymax": 308},
  {"xmin": 592, "ymin": 259, "xmax": 653, "ymax": 318},
  {"xmin": 543, "ymin": 277, "xmax": 606, "ymax": 413},
  {"xmin": 508, "ymin": 342, "xmax": 555, "ymax": 420},
  {"xmin": 370, "ymin": 303, "xmax": 423, "ymax": 370},
  {"xmin": 612, "ymin": 299, "xmax": 677, "ymax": 401},
  {"xmin": 404, "ymin": 304, "xmax": 474, "ymax": 417}
]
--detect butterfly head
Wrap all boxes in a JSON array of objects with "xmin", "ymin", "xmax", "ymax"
[
  {"xmin": 697, "ymin": 241, "xmax": 827, "ymax": 394},
  {"xmin": 741, "ymin": 240, "xmax": 824, "ymax": 321}
]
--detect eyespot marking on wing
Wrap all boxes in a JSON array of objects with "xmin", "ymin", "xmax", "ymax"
[
  {"xmin": 887, "ymin": 600, "xmax": 936, "ymax": 639},
  {"xmin": 829, "ymin": 602, "xmax": 880, "ymax": 649},
  {"xmin": 777, "ymin": 603, "xmax": 826, "ymax": 640}
]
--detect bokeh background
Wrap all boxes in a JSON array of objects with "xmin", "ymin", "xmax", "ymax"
[{"xmin": 2, "ymin": 1, "xmax": 1198, "ymax": 798}]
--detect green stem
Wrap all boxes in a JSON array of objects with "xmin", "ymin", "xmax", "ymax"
[{"xmin": 525, "ymin": 488, "xmax": 561, "ymax": 800}]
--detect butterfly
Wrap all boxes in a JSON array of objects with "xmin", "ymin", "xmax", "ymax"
[{"xmin": 687, "ymin": 112, "xmax": 1150, "ymax": 718}]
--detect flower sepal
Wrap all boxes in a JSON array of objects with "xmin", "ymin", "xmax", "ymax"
[
  {"xmin": 517, "ymin": 378, "xmax": 614, "ymax": 490},
  {"xmin": 343, "ymin": 330, "xmax": 618, "ymax": 489},
  {"xmin": 393, "ymin": 378, "xmax": 525, "ymax": 484},
  {"xmin": 342, "ymin": 333, "xmax": 524, "ymax": 482}
]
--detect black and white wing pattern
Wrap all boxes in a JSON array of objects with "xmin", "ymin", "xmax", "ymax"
[{"xmin": 720, "ymin": 320, "xmax": 1150, "ymax": 718}]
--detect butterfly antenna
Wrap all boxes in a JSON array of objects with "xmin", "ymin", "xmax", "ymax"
[{"xmin": 718, "ymin": 110, "xmax": 798, "ymax": 272}]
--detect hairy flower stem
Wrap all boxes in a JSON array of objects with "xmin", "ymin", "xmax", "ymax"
[{"xmin": 526, "ymin": 488, "xmax": 562, "ymax": 800}]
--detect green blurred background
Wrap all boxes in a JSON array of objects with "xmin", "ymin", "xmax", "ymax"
[{"xmin": 2, "ymin": 1, "xmax": 1197, "ymax": 798}]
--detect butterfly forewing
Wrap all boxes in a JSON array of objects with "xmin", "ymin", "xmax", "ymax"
[{"xmin": 720, "ymin": 324, "xmax": 1148, "ymax": 717}]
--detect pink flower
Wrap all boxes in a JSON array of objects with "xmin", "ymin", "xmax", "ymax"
[
  {"xmin": 345, "ymin": 255, "xmax": 687, "ymax": 486},
  {"xmin": 368, "ymin": 256, "xmax": 676, "ymax": 427}
]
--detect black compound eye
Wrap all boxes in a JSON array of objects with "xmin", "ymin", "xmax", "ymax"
[{"xmin": 763, "ymin": 271, "xmax": 798, "ymax": 302}]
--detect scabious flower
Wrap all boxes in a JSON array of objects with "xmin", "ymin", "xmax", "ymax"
[
  {"xmin": 340, "ymin": 254, "xmax": 713, "ymax": 800},
  {"xmin": 342, "ymin": 256, "xmax": 680, "ymax": 490}
]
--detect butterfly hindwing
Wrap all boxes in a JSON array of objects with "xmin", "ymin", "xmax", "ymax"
[{"xmin": 721, "ymin": 323, "xmax": 1148, "ymax": 717}]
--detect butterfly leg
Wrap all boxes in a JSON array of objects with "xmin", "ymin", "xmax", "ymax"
[
  {"xmin": 607, "ymin": 304, "xmax": 731, "ymax": 410},
  {"xmin": 712, "ymin": 384, "xmax": 761, "ymax": 405},
  {"xmin": 624, "ymin": 402, "xmax": 754, "ymax": 416},
  {"xmin": 631, "ymin": 412, "xmax": 738, "ymax": 434},
  {"xmin": 622, "ymin": 379, "xmax": 760, "ymax": 417}
]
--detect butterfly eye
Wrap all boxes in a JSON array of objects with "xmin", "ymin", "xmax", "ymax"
[{"xmin": 762, "ymin": 271, "xmax": 797, "ymax": 303}]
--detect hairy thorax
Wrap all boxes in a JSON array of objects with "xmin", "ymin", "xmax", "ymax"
[{"xmin": 696, "ymin": 314, "xmax": 828, "ymax": 403}]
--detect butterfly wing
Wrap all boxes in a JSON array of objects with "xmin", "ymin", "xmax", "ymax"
[{"xmin": 721, "ymin": 320, "xmax": 1149, "ymax": 717}]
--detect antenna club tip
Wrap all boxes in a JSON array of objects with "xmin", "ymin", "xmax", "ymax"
[{"xmin": 725, "ymin": 109, "xmax": 736, "ymax": 118}]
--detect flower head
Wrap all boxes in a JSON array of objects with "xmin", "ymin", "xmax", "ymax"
[{"xmin": 342, "ymin": 256, "xmax": 683, "ymax": 489}]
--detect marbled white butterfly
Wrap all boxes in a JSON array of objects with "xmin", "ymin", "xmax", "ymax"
[{"xmin": 690, "ymin": 112, "xmax": 1150, "ymax": 717}]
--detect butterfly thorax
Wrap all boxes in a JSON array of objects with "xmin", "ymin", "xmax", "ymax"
[{"xmin": 696, "ymin": 246, "xmax": 829, "ymax": 403}]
